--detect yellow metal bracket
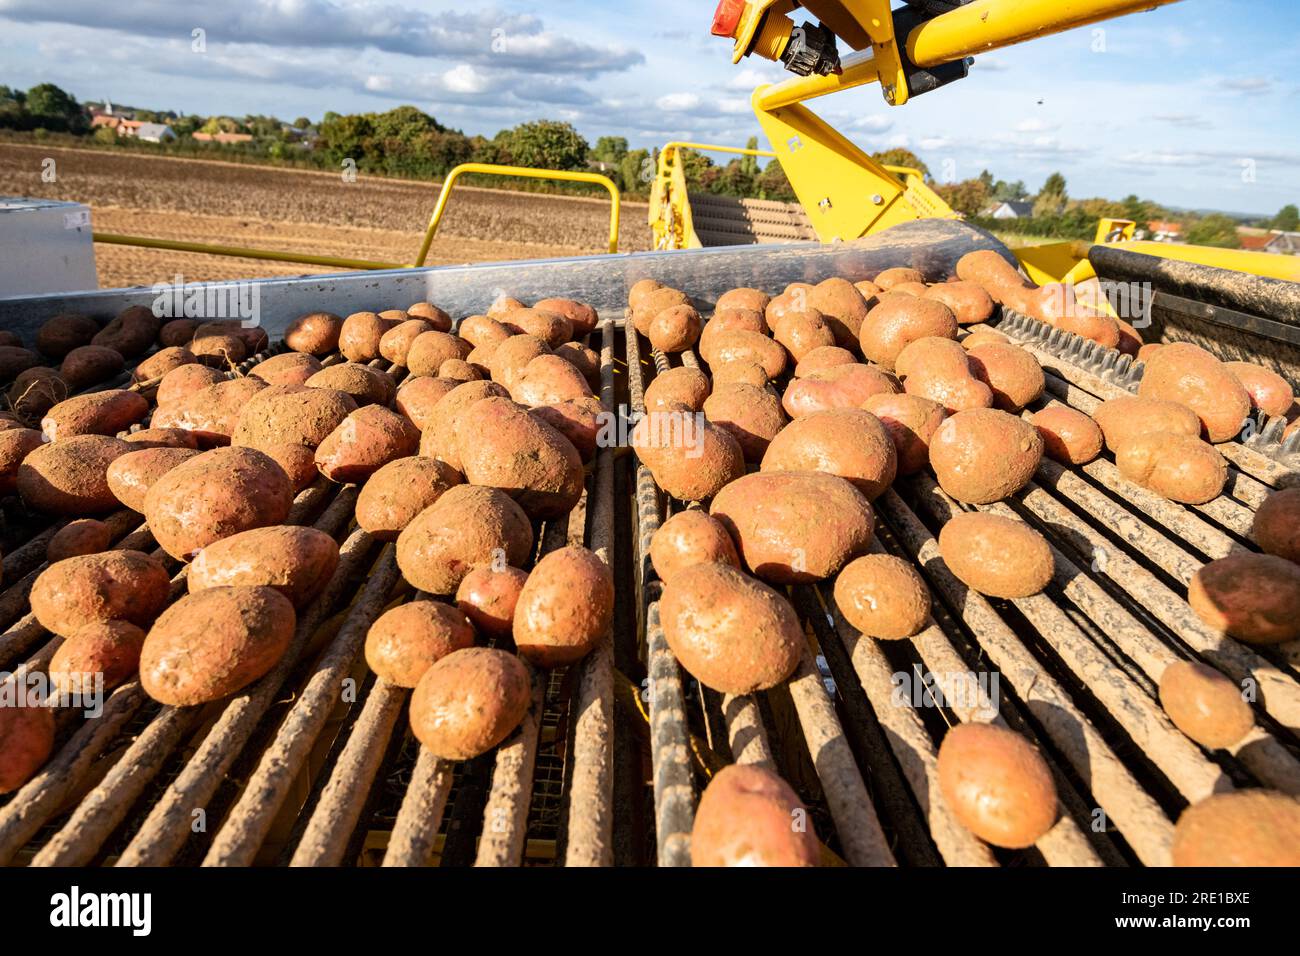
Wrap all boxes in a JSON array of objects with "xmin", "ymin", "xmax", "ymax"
[
  {"xmin": 93, "ymin": 232, "xmax": 404, "ymax": 272},
  {"xmin": 649, "ymin": 141, "xmax": 778, "ymax": 250}
]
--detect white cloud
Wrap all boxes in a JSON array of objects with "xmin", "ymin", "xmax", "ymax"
[
  {"xmin": 919, "ymin": 136, "xmax": 952, "ymax": 150},
  {"xmin": 442, "ymin": 64, "xmax": 489, "ymax": 94},
  {"xmin": 848, "ymin": 114, "xmax": 893, "ymax": 133},
  {"xmin": 1015, "ymin": 118, "xmax": 1058, "ymax": 133},
  {"xmin": 656, "ymin": 92, "xmax": 700, "ymax": 112},
  {"xmin": 1219, "ymin": 76, "xmax": 1273, "ymax": 95}
]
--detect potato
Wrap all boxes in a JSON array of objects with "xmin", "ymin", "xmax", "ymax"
[
  {"xmin": 895, "ymin": 335, "xmax": 970, "ymax": 380},
  {"xmin": 771, "ymin": 309, "xmax": 836, "ymax": 362},
  {"xmin": 195, "ymin": 319, "xmax": 267, "ymax": 356},
  {"xmin": 378, "ymin": 309, "xmax": 409, "ymax": 324},
  {"xmin": 355, "ymin": 456, "xmax": 461, "ymax": 541},
  {"xmin": 486, "ymin": 334, "xmax": 549, "ymax": 389},
  {"xmin": 902, "ymin": 362, "xmax": 991, "ymax": 414},
  {"xmin": 861, "ymin": 393, "xmax": 946, "ymax": 476},
  {"xmin": 761, "ymin": 408, "xmax": 896, "ymax": 500},
  {"xmin": 133, "ymin": 347, "xmax": 196, "ymax": 383},
  {"xmin": 967, "ymin": 343, "xmax": 1044, "ymax": 413},
  {"xmin": 1158, "ymin": 660, "xmax": 1253, "ymax": 750},
  {"xmin": 8, "ymin": 366, "xmax": 69, "ymax": 421},
  {"xmin": 285, "ymin": 311, "xmax": 343, "ymax": 355},
  {"xmin": 534, "ymin": 298, "xmax": 599, "ymax": 337},
  {"xmin": 315, "ymin": 405, "xmax": 419, "ymax": 483},
  {"xmin": 338, "ymin": 312, "xmax": 393, "ymax": 363},
  {"xmin": 1171, "ymin": 790, "xmax": 1300, "ymax": 867},
  {"xmin": 407, "ymin": 330, "xmax": 470, "ymax": 378},
  {"xmin": 711, "ymin": 471, "xmax": 873, "ymax": 583},
  {"xmin": 250, "ymin": 352, "xmax": 323, "ymax": 386},
  {"xmin": 189, "ymin": 332, "xmax": 246, "ymax": 368},
  {"xmin": 1225, "ymin": 361, "xmax": 1293, "ymax": 418},
  {"xmin": 923, "ymin": 281, "xmax": 994, "ymax": 325},
  {"xmin": 513, "ymin": 546, "xmax": 613, "ymax": 667},
  {"xmin": 1053, "ymin": 304, "xmax": 1122, "ymax": 350},
  {"xmin": 455, "ymin": 397, "xmax": 583, "ymax": 519},
  {"xmin": 703, "ymin": 383, "xmax": 786, "ymax": 463},
  {"xmin": 47, "ymin": 518, "xmax": 113, "ymax": 562},
  {"xmin": 631, "ymin": 287, "xmax": 690, "ymax": 336},
  {"xmin": 939, "ymin": 511, "xmax": 1054, "ymax": 598},
  {"xmin": 106, "ymin": 446, "xmax": 200, "ymax": 512},
  {"xmin": 41, "ymin": 390, "xmax": 149, "ymax": 441},
  {"xmin": 501, "ymin": 307, "xmax": 571, "ymax": 346},
  {"xmin": 18, "ymin": 435, "xmax": 130, "ymax": 514},
  {"xmin": 396, "ymin": 485, "xmax": 533, "ymax": 594},
  {"xmin": 92, "ymin": 305, "xmax": 158, "ymax": 358},
  {"xmin": 144, "ymin": 446, "xmax": 293, "ymax": 560},
  {"xmin": 792, "ymin": 345, "xmax": 853, "ymax": 378},
  {"xmin": 154, "ymin": 376, "xmax": 269, "ymax": 446},
  {"xmin": 553, "ymin": 341, "xmax": 600, "ymax": 389},
  {"xmin": 395, "ymin": 376, "xmax": 459, "ymax": 431},
  {"xmin": 888, "ymin": 281, "xmax": 929, "ymax": 297},
  {"xmin": 955, "ymin": 250, "xmax": 1032, "ymax": 303},
  {"xmin": 801, "ymin": 278, "xmax": 868, "ymax": 347},
  {"xmin": 1091, "ymin": 395, "xmax": 1199, "ymax": 453},
  {"xmin": 937, "ymin": 722, "xmax": 1058, "ymax": 848},
  {"xmin": 712, "ymin": 360, "xmax": 769, "ymax": 388},
  {"xmin": 715, "ymin": 288, "xmax": 771, "ymax": 314},
  {"xmin": 930, "ymin": 409, "xmax": 1042, "ymax": 504},
  {"xmin": 306, "ymin": 362, "xmax": 395, "ymax": 407},
  {"xmin": 706, "ymin": 307, "xmax": 768, "ymax": 341},
  {"xmin": 141, "ymin": 585, "xmax": 296, "ymax": 705},
  {"xmin": 782, "ymin": 363, "xmax": 898, "ymax": 418},
  {"xmin": 31, "ymin": 550, "xmax": 170, "ymax": 636},
  {"xmin": 159, "ymin": 318, "xmax": 198, "ymax": 348},
  {"xmin": 961, "ymin": 327, "xmax": 1009, "ymax": 349},
  {"xmin": 418, "ymin": 380, "xmax": 509, "ymax": 470},
  {"xmin": 409, "ymin": 647, "xmax": 531, "ymax": 759},
  {"xmin": 231, "ymin": 384, "xmax": 356, "ymax": 451},
  {"xmin": 659, "ymin": 561, "xmax": 802, "ymax": 694},
  {"xmin": 0, "ymin": 331, "xmax": 18, "ymax": 348},
  {"xmin": 511, "ymin": 354, "xmax": 594, "ymax": 408},
  {"xmin": 701, "ymin": 329, "xmax": 787, "ymax": 380},
  {"xmin": 632, "ymin": 405, "xmax": 744, "ymax": 502},
  {"xmin": 458, "ymin": 314, "xmax": 512, "ymax": 350},
  {"xmin": 1187, "ymin": 553, "xmax": 1300, "ymax": 645},
  {"xmin": 0, "ymin": 345, "xmax": 40, "ymax": 382},
  {"xmin": 60, "ymin": 345, "xmax": 124, "ymax": 390},
  {"xmin": 122, "ymin": 428, "xmax": 196, "ymax": 450},
  {"xmin": 37, "ymin": 313, "xmax": 99, "ymax": 359},
  {"xmin": 644, "ymin": 366, "xmax": 710, "ymax": 413},
  {"xmin": 859, "ymin": 293, "xmax": 959, "ymax": 370},
  {"xmin": 1115, "ymin": 432, "xmax": 1226, "ymax": 504},
  {"xmin": 1252, "ymin": 488, "xmax": 1300, "ymax": 562},
  {"xmin": 0, "ymin": 427, "xmax": 45, "ymax": 495},
  {"xmin": 1138, "ymin": 342, "xmax": 1250, "ymax": 443},
  {"xmin": 628, "ymin": 278, "xmax": 663, "ymax": 310},
  {"xmin": 49, "ymin": 620, "xmax": 146, "ymax": 696},
  {"xmin": 488, "ymin": 294, "xmax": 526, "ymax": 318},
  {"xmin": 189, "ymin": 525, "xmax": 338, "ymax": 608},
  {"xmin": 691, "ymin": 764, "xmax": 819, "ymax": 867},
  {"xmin": 531, "ymin": 397, "xmax": 602, "ymax": 463},
  {"xmin": 258, "ymin": 443, "xmax": 315, "ymax": 493},
  {"xmin": 834, "ymin": 554, "xmax": 929, "ymax": 639},
  {"xmin": 407, "ymin": 302, "xmax": 452, "ymax": 332},
  {"xmin": 155, "ymin": 363, "xmax": 225, "ymax": 407},
  {"xmin": 649, "ymin": 510, "xmax": 740, "ymax": 583},
  {"xmin": 648, "ymin": 305, "xmax": 703, "ymax": 353},
  {"xmin": 456, "ymin": 565, "xmax": 529, "ymax": 638},
  {"xmin": 1029, "ymin": 406, "xmax": 1102, "ymax": 465},
  {"xmin": 365, "ymin": 600, "xmax": 476, "ymax": 688},
  {"xmin": 0, "ymin": 701, "xmax": 54, "ymax": 794},
  {"xmin": 874, "ymin": 266, "xmax": 924, "ymax": 290}
]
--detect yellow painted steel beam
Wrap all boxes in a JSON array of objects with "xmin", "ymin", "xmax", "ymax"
[
  {"xmin": 906, "ymin": 0, "xmax": 1185, "ymax": 69},
  {"xmin": 755, "ymin": 47, "xmax": 882, "ymax": 111},
  {"xmin": 93, "ymin": 232, "xmax": 403, "ymax": 271},
  {"xmin": 1071, "ymin": 239, "xmax": 1300, "ymax": 283},
  {"xmin": 415, "ymin": 162, "xmax": 621, "ymax": 264}
]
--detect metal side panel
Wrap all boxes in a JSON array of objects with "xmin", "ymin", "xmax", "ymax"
[{"xmin": 0, "ymin": 219, "xmax": 1012, "ymax": 340}]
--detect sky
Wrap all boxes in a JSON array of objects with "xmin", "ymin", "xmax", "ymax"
[{"xmin": 1, "ymin": 0, "xmax": 1297, "ymax": 215}]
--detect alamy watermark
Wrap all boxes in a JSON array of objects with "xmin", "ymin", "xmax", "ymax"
[
  {"xmin": 150, "ymin": 273, "xmax": 260, "ymax": 327},
  {"xmin": 1, "ymin": 670, "xmax": 104, "ymax": 718}
]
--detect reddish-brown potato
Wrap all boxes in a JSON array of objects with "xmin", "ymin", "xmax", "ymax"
[
  {"xmin": 355, "ymin": 456, "xmax": 462, "ymax": 540},
  {"xmin": 0, "ymin": 702, "xmax": 54, "ymax": 794},
  {"xmin": 437, "ymin": 358, "xmax": 479, "ymax": 382},
  {"xmin": 715, "ymin": 288, "xmax": 771, "ymax": 314},
  {"xmin": 378, "ymin": 319, "xmax": 436, "ymax": 367},
  {"xmin": 1031, "ymin": 405, "xmax": 1103, "ymax": 465},
  {"xmin": 456, "ymin": 565, "xmax": 530, "ymax": 638},
  {"xmin": 533, "ymin": 298, "xmax": 598, "ymax": 336},
  {"xmin": 17, "ymin": 434, "xmax": 131, "ymax": 514},
  {"xmin": 8, "ymin": 366, "xmax": 69, "ymax": 421},
  {"xmin": 60, "ymin": 345, "xmax": 125, "ymax": 390},
  {"xmin": 458, "ymin": 314, "xmax": 512, "ymax": 350},
  {"xmin": 0, "ymin": 427, "xmax": 45, "ymax": 495},
  {"xmin": 807, "ymin": 277, "xmax": 872, "ymax": 347},
  {"xmin": 782, "ymin": 363, "xmax": 899, "ymax": 418},
  {"xmin": 315, "ymin": 405, "xmax": 419, "ymax": 483},
  {"xmin": 31, "ymin": 550, "xmax": 170, "ymax": 636},
  {"xmin": 1187, "ymin": 553, "xmax": 1300, "ymax": 645},
  {"xmin": 407, "ymin": 302, "xmax": 452, "ymax": 332},
  {"xmin": 923, "ymin": 281, "xmax": 995, "ymax": 325},
  {"xmin": 702, "ymin": 383, "xmax": 786, "ymax": 463},
  {"xmin": 531, "ymin": 397, "xmax": 602, "ymax": 463},
  {"xmin": 711, "ymin": 471, "xmax": 874, "ymax": 583},
  {"xmin": 41, "ymin": 390, "xmax": 148, "ymax": 440},
  {"xmin": 189, "ymin": 525, "xmax": 339, "ymax": 608},
  {"xmin": 338, "ymin": 311, "xmax": 393, "ymax": 363},
  {"xmin": 649, "ymin": 510, "xmax": 740, "ymax": 583},
  {"xmin": 155, "ymin": 363, "xmax": 225, "ymax": 408},
  {"xmin": 47, "ymin": 518, "xmax": 113, "ymax": 562},
  {"xmin": 285, "ymin": 311, "xmax": 343, "ymax": 355},
  {"xmin": 365, "ymin": 600, "xmax": 476, "ymax": 688},
  {"xmin": 895, "ymin": 336, "xmax": 971, "ymax": 380},
  {"xmin": 140, "ymin": 585, "xmax": 296, "ymax": 705},
  {"xmin": 711, "ymin": 360, "xmax": 769, "ymax": 388},
  {"xmin": 1252, "ymin": 487, "xmax": 1300, "ymax": 562},
  {"xmin": 632, "ymin": 405, "xmax": 745, "ymax": 502},
  {"xmin": 1115, "ymin": 432, "xmax": 1226, "ymax": 504},
  {"xmin": 874, "ymin": 267, "xmax": 925, "ymax": 290},
  {"xmin": 644, "ymin": 366, "xmax": 710, "ymax": 413},
  {"xmin": 961, "ymin": 327, "xmax": 1010, "ymax": 350},
  {"xmin": 859, "ymin": 293, "xmax": 959, "ymax": 369},
  {"xmin": 409, "ymin": 647, "xmax": 532, "ymax": 760},
  {"xmin": 939, "ymin": 512, "xmax": 1054, "ymax": 598},
  {"xmin": 395, "ymin": 376, "xmax": 459, "ymax": 431},
  {"xmin": 772, "ymin": 309, "xmax": 837, "ymax": 361},
  {"xmin": 37, "ymin": 313, "xmax": 99, "ymax": 359},
  {"xmin": 1225, "ymin": 361, "xmax": 1293, "ymax": 418},
  {"xmin": 49, "ymin": 620, "xmax": 146, "ymax": 696},
  {"xmin": 249, "ymin": 352, "xmax": 323, "ymax": 387},
  {"xmin": 937, "ymin": 722, "xmax": 1058, "ymax": 848},
  {"xmin": 396, "ymin": 485, "xmax": 533, "ymax": 594},
  {"xmin": 1138, "ymin": 342, "xmax": 1251, "ymax": 443},
  {"xmin": 106, "ymin": 446, "xmax": 200, "ymax": 512},
  {"xmin": 1158, "ymin": 660, "xmax": 1253, "ymax": 750},
  {"xmin": 1116, "ymin": 319, "xmax": 1143, "ymax": 357},
  {"xmin": 258, "ymin": 443, "xmax": 316, "ymax": 492},
  {"xmin": 406, "ymin": 330, "xmax": 470, "ymax": 378},
  {"xmin": 513, "ymin": 546, "xmax": 614, "ymax": 667},
  {"xmin": 794, "ymin": 345, "xmax": 857, "ymax": 378},
  {"xmin": 631, "ymin": 287, "xmax": 690, "ymax": 336},
  {"xmin": 691, "ymin": 764, "xmax": 819, "ymax": 867},
  {"xmin": 0, "ymin": 345, "xmax": 40, "ymax": 381},
  {"xmin": 628, "ymin": 278, "xmax": 664, "ymax": 310},
  {"xmin": 701, "ymin": 329, "xmax": 787, "ymax": 380},
  {"xmin": 159, "ymin": 318, "xmax": 199, "ymax": 348},
  {"xmin": 929, "ymin": 409, "xmax": 1043, "ymax": 504},
  {"xmin": 189, "ymin": 331, "xmax": 247, "ymax": 368},
  {"xmin": 553, "ymin": 341, "xmax": 600, "ymax": 389},
  {"xmin": 144, "ymin": 446, "xmax": 293, "ymax": 560},
  {"xmin": 511, "ymin": 354, "xmax": 594, "ymax": 408},
  {"xmin": 1171, "ymin": 790, "xmax": 1300, "ymax": 867},
  {"xmin": 1091, "ymin": 395, "xmax": 1201, "ymax": 452},
  {"xmin": 92, "ymin": 305, "xmax": 159, "ymax": 358},
  {"xmin": 955, "ymin": 250, "xmax": 1032, "ymax": 304},
  {"xmin": 648, "ymin": 305, "xmax": 703, "ymax": 354},
  {"xmin": 967, "ymin": 343, "xmax": 1044, "ymax": 412},
  {"xmin": 132, "ymin": 347, "xmax": 196, "ymax": 383},
  {"xmin": 761, "ymin": 408, "xmax": 897, "ymax": 500},
  {"xmin": 834, "ymin": 554, "xmax": 930, "ymax": 639},
  {"xmin": 861, "ymin": 393, "xmax": 946, "ymax": 476},
  {"xmin": 231, "ymin": 384, "xmax": 357, "ymax": 451},
  {"xmin": 305, "ymin": 362, "xmax": 395, "ymax": 407},
  {"xmin": 889, "ymin": 281, "xmax": 930, "ymax": 297},
  {"xmin": 418, "ymin": 380, "xmax": 509, "ymax": 471},
  {"xmin": 659, "ymin": 561, "xmax": 802, "ymax": 694}
]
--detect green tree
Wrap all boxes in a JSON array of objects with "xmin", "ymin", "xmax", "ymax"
[
  {"xmin": 1186, "ymin": 214, "xmax": 1243, "ymax": 248},
  {"xmin": 1033, "ymin": 171, "xmax": 1068, "ymax": 217},
  {"xmin": 740, "ymin": 136, "xmax": 760, "ymax": 177},
  {"xmin": 24, "ymin": 82, "xmax": 85, "ymax": 132},
  {"xmin": 935, "ymin": 177, "xmax": 991, "ymax": 217},
  {"xmin": 319, "ymin": 112, "xmax": 375, "ymax": 166},
  {"xmin": 756, "ymin": 159, "xmax": 796, "ymax": 201},
  {"xmin": 620, "ymin": 148, "xmax": 652, "ymax": 194},
  {"xmin": 293, "ymin": 116, "xmax": 312, "ymax": 129},
  {"xmin": 592, "ymin": 135, "xmax": 628, "ymax": 167},
  {"xmin": 1272, "ymin": 204, "xmax": 1299, "ymax": 232},
  {"xmin": 503, "ymin": 120, "xmax": 589, "ymax": 170},
  {"xmin": 871, "ymin": 148, "xmax": 930, "ymax": 179},
  {"xmin": 993, "ymin": 179, "xmax": 1028, "ymax": 202}
]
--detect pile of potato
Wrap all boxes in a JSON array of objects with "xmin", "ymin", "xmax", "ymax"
[
  {"xmin": 631, "ymin": 257, "xmax": 1299, "ymax": 867},
  {"xmin": 0, "ymin": 296, "xmax": 614, "ymax": 797}
]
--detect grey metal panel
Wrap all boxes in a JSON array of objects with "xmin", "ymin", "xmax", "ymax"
[{"xmin": 0, "ymin": 219, "xmax": 1012, "ymax": 340}]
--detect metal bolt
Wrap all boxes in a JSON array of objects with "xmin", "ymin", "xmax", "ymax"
[{"xmin": 871, "ymin": 194, "xmax": 883, "ymax": 205}]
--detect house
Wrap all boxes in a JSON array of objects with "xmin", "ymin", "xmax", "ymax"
[
  {"xmin": 90, "ymin": 114, "xmax": 121, "ymax": 131},
  {"xmin": 134, "ymin": 123, "xmax": 176, "ymax": 143},
  {"xmin": 985, "ymin": 200, "xmax": 1035, "ymax": 219},
  {"xmin": 1263, "ymin": 231, "xmax": 1300, "ymax": 255},
  {"xmin": 1239, "ymin": 231, "xmax": 1274, "ymax": 252},
  {"xmin": 192, "ymin": 132, "xmax": 255, "ymax": 144},
  {"xmin": 1148, "ymin": 220, "xmax": 1184, "ymax": 242}
]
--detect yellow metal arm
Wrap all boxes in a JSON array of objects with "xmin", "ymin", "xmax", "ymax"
[
  {"xmin": 415, "ymin": 162, "xmax": 621, "ymax": 264},
  {"xmin": 93, "ymin": 232, "xmax": 403, "ymax": 272}
]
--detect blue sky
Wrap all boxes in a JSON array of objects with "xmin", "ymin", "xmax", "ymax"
[{"xmin": 1, "ymin": 0, "xmax": 1296, "ymax": 215}]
